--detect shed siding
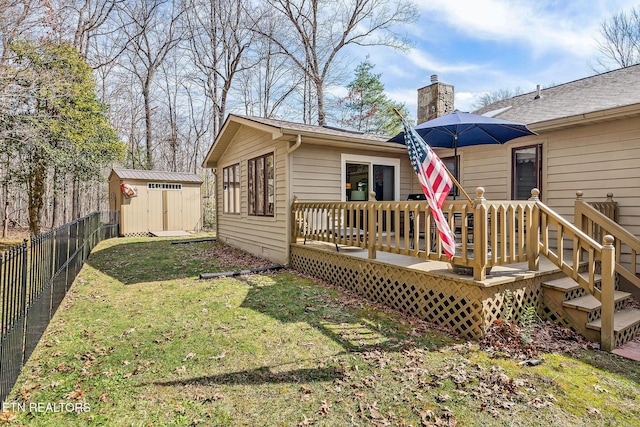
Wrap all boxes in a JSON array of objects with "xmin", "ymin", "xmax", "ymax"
[
  {"xmin": 110, "ymin": 178, "xmax": 202, "ymax": 235},
  {"xmin": 215, "ymin": 126, "xmax": 289, "ymax": 264}
]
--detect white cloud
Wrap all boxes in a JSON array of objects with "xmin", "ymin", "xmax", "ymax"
[
  {"xmin": 414, "ymin": 0, "xmax": 637, "ymax": 58},
  {"xmin": 454, "ymin": 92, "xmax": 478, "ymax": 113}
]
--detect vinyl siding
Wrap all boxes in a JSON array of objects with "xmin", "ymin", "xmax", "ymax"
[
  {"xmin": 291, "ymin": 144, "xmax": 418, "ymax": 201},
  {"xmin": 449, "ymin": 116, "xmax": 640, "ymax": 268},
  {"xmin": 544, "ymin": 117, "xmax": 640, "ymax": 239},
  {"xmin": 215, "ymin": 126, "xmax": 289, "ymax": 264}
]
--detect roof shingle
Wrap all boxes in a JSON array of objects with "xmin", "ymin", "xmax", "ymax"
[{"xmin": 474, "ymin": 64, "xmax": 640, "ymax": 124}]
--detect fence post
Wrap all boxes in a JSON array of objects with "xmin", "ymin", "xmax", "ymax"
[
  {"xmin": 528, "ymin": 188, "xmax": 541, "ymax": 271},
  {"xmin": 600, "ymin": 235, "xmax": 616, "ymax": 352},
  {"xmin": 20, "ymin": 239, "xmax": 28, "ymax": 365},
  {"xmin": 473, "ymin": 187, "xmax": 487, "ymax": 281}
]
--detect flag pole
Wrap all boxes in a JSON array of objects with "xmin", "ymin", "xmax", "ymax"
[{"xmin": 394, "ymin": 109, "xmax": 473, "ymax": 205}]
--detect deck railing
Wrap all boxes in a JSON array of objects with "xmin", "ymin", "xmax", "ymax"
[
  {"xmin": 292, "ymin": 187, "xmax": 538, "ymax": 281},
  {"xmin": 576, "ymin": 192, "xmax": 640, "ymax": 292},
  {"xmin": 292, "ymin": 189, "xmax": 618, "ymax": 350}
]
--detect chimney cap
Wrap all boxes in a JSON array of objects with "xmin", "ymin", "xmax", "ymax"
[{"xmin": 430, "ymin": 74, "xmax": 438, "ymax": 83}]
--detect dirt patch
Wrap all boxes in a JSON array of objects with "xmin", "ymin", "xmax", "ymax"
[{"xmin": 201, "ymin": 242, "xmax": 275, "ymax": 269}]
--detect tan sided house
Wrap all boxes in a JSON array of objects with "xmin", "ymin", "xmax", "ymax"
[
  {"xmin": 202, "ymin": 115, "xmax": 425, "ymax": 264},
  {"xmin": 202, "ymin": 65, "xmax": 640, "ymax": 350},
  {"xmin": 109, "ymin": 168, "xmax": 203, "ymax": 236}
]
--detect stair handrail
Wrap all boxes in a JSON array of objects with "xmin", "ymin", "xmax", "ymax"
[
  {"xmin": 533, "ymin": 190, "xmax": 616, "ymax": 350},
  {"xmin": 575, "ymin": 193, "xmax": 640, "ymax": 292}
]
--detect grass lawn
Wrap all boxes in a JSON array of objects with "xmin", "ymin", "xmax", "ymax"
[{"xmin": 3, "ymin": 236, "xmax": 640, "ymax": 426}]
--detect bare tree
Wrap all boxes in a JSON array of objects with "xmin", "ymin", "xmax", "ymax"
[
  {"xmin": 238, "ymin": 16, "xmax": 302, "ymax": 119},
  {"xmin": 117, "ymin": 0, "xmax": 185, "ymax": 169},
  {"xmin": 185, "ymin": 0, "xmax": 255, "ymax": 136},
  {"xmin": 254, "ymin": 0, "xmax": 416, "ymax": 126},
  {"xmin": 472, "ymin": 87, "xmax": 523, "ymax": 110},
  {"xmin": 594, "ymin": 6, "xmax": 640, "ymax": 71}
]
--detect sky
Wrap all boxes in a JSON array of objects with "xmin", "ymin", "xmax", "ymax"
[{"xmin": 345, "ymin": 0, "xmax": 639, "ymax": 118}]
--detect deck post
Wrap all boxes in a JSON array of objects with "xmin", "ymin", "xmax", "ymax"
[
  {"xmin": 368, "ymin": 192, "xmax": 377, "ymax": 259},
  {"xmin": 528, "ymin": 189, "xmax": 540, "ymax": 271},
  {"xmin": 290, "ymin": 196, "xmax": 299, "ymax": 243},
  {"xmin": 600, "ymin": 235, "xmax": 615, "ymax": 352},
  {"xmin": 473, "ymin": 187, "xmax": 487, "ymax": 281}
]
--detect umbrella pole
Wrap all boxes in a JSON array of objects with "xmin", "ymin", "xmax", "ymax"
[{"xmin": 450, "ymin": 139, "xmax": 473, "ymax": 204}]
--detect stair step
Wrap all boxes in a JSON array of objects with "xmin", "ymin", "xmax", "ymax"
[
  {"xmin": 563, "ymin": 291, "xmax": 631, "ymax": 312},
  {"xmin": 586, "ymin": 308, "xmax": 640, "ymax": 332},
  {"xmin": 542, "ymin": 275, "xmax": 601, "ymax": 291}
]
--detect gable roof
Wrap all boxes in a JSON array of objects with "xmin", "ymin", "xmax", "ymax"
[
  {"xmin": 110, "ymin": 168, "xmax": 203, "ymax": 183},
  {"xmin": 236, "ymin": 115, "xmax": 391, "ymax": 141},
  {"xmin": 202, "ymin": 114, "xmax": 402, "ymax": 168},
  {"xmin": 474, "ymin": 64, "xmax": 640, "ymax": 129}
]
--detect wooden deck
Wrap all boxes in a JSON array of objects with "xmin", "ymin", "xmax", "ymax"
[
  {"xmin": 294, "ymin": 239, "xmax": 564, "ymax": 287},
  {"xmin": 290, "ymin": 191, "xmax": 640, "ymax": 350},
  {"xmin": 290, "ymin": 239, "xmax": 566, "ymax": 340}
]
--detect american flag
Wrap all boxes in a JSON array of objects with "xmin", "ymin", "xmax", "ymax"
[{"xmin": 401, "ymin": 118, "xmax": 456, "ymax": 259}]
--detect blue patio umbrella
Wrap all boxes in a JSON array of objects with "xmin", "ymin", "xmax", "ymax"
[
  {"xmin": 390, "ymin": 111, "xmax": 536, "ymax": 153},
  {"xmin": 390, "ymin": 111, "xmax": 536, "ymax": 198}
]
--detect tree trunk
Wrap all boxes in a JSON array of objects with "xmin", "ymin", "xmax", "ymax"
[
  {"xmin": 143, "ymin": 77, "xmax": 153, "ymax": 169},
  {"xmin": 72, "ymin": 177, "xmax": 80, "ymax": 219},
  {"xmin": 27, "ymin": 160, "xmax": 46, "ymax": 236},
  {"xmin": 315, "ymin": 78, "xmax": 325, "ymax": 126},
  {"xmin": 51, "ymin": 167, "xmax": 61, "ymax": 228}
]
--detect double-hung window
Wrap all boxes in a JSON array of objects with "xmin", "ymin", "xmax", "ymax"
[
  {"xmin": 223, "ymin": 163, "xmax": 240, "ymax": 214},
  {"xmin": 248, "ymin": 153, "xmax": 274, "ymax": 216}
]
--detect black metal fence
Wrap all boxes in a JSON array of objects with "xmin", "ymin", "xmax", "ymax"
[{"xmin": 0, "ymin": 211, "xmax": 118, "ymax": 402}]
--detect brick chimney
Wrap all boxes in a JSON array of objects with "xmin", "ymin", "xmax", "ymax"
[{"xmin": 417, "ymin": 75, "xmax": 454, "ymax": 124}]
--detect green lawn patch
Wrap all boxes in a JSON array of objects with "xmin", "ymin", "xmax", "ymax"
[{"xmin": 4, "ymin": 236, "xmax": 640, "ymax": 426}]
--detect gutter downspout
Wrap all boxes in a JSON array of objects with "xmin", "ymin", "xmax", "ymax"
[
  {"xmin": 287, "ymin": 133, "xmax": 302, "ymax": 154},
  {"xmin": 286, "ymin": 134, "xmax": 302, "ymax": 265},
  {"xmin": 211, "ymin": 169, "xmax": 218, "ymax": 239}
]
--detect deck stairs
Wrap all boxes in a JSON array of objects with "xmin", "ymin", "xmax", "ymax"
[{"xmin": 542, "ymin": 275, "xmax": 640, "ymax": 348}]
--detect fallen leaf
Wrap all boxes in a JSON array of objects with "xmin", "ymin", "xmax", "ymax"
[
  {"xmin": 587, "ymin": 408, "xmax": 602, "ymax": 418},
  {"xmin": 317, "ymin": 400, "xmax": 330, "ymax": 415},
  {"xmin": 298, "ymin": 415, "xmax": 315, "ymax": 426}
]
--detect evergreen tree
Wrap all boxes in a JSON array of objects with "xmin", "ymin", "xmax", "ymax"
[
  {"xmin": 340, "ymin": 58, "xmax": 411, "ymax": 135},
  {"xmin": 7, "ymin": 40, "xmax": 125, "ymax": 234}
]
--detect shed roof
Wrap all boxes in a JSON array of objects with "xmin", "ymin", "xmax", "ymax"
[
  {"xmin": 110, "ymin": 168, "xmax": 203, "ymax": 183},
  {"xmin": 474, "ymin": 64, "xmax": 640, "ymax": 127}
]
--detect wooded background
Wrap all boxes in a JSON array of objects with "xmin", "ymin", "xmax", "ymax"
[
  {"xmin": 0, "ymin": 0, "xmax": 417, "ymax": 235},
  {"xmin": 1, "ymin": 0, "xmax": 633, "ymax": 236}
]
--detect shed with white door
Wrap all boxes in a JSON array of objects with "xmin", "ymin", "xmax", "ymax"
[{"xmin": 108, "ymin": 168, "xmax": 203, "ymax": 236}]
